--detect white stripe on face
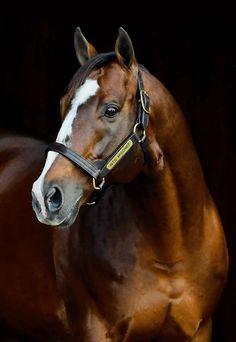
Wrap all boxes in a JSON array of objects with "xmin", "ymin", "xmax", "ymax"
[
  {"xmin": 57, "ymin": 79, "xmax": 99, "ymax": 144},
  {"xmin": 32, "ymin": 151, "xmax": 58, "ymax": 218},
  {"xmin": 32, "ymin": 79, "xmax": 99, "ymax": 218}
]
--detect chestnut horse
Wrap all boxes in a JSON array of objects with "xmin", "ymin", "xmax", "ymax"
[
  {"xmin": 0, "ymin": 27, "xmax": 228, "ymax": 341},
  {"xmin": 0, "ymin": 132, "xmax": 73, "ymax": 341},
  {"xmin": 31, "ymin": 27, "xmax": 228, "ymax": 341}
]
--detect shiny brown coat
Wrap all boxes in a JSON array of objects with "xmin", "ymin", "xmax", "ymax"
[{"xmin": 0, "ymin": 27, "xmax": 228, "ymax": 341}]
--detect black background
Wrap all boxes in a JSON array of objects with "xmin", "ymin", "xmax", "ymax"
[{"xmin": 0, "ymin": 13, "xmax": 235, "ymax": 341}]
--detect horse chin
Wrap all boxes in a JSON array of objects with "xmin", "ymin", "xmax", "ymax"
[
  {"xmin": 56, "ymin": 207, "xmax": 80, "ymax": 229},
  {"xmin": 50, "ymin": 201, "xmax": 81, "ymax": 229},
  {"xmin": 33, "ymin": 200, "xmax": 81, "ymax": 229}
]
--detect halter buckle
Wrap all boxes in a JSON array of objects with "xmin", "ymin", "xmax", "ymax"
[
  {"xmin": 92, "ymin": 177, "xmax": 105, "ymax": 190},
  {"xmin": 133, "ymin": 123, "xmax": 146, "ymax": 143},
  {"xmin": 86, "ymin": 200, "xmax": 96, "ymax": 206},
  {"xmin": 86, "ymin": 178, "xmax": 105, "ymax": 205},
  {"xmin": 140, "ymin": 90, "xmax": 151, "ymax": 114}
]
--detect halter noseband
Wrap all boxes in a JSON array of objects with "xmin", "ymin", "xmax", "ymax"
[{"xmin": 46, "ymin": 69, "xmax": 150, "ymax": 205}]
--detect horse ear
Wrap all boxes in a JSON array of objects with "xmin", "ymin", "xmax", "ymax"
[
  {"xmin": 74, "ymin": 27, "xmax": 98, "ymax": 65},
  {"xmin": 115, "ymin": 27, "xmax": 136, "ymax": 69}
]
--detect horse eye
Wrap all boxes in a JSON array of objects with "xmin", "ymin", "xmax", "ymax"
[{"xmin": 104, "ymin": 104, "xmax": 120, "ymax": 118}]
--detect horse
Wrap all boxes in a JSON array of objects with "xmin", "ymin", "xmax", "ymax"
[
  {"xmin": 31, "ymin": 27, "xmax": 229, "ymax": 341},
  {"xmin": 0, "ymin": 26, "xmax": 228, "ymax": 341},
  {"xmin": 0, "ymin": 131, "xmax": 75, "ymax": 341}
]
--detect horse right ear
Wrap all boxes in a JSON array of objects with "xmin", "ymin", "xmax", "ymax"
[
  {"xmin": 74, "ymin": 27, "xmax": 98, "ymax": 65},
  {"xmin": 115, "ymin": 27, "xmax": 136, "ymax": 69}
]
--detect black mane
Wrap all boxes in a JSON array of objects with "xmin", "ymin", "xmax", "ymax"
[
  {"xmin": 68, "ymin": 52, "xmax": 116, "ymax": 91},
  {"xmin": 67, "ymin": 51, "xmax": 150, "ymax": 96}
]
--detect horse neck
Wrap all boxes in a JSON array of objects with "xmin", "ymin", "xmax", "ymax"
[{"xmin": 126, "ymin": 73, "xmax": 208, "ymax": 260}]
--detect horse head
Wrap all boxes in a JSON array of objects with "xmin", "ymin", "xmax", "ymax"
[{"xmin": 32, "ymin": 28, "xmax": 163, "ymax": 227}]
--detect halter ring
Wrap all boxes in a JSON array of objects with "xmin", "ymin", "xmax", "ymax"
[
  {"xmin": 133, "ymin": 123, "xmax": 146, "ymax": 143},
  {"xmin": 92, "ymin": 177, "xmax": 105, "ymax": 190}
]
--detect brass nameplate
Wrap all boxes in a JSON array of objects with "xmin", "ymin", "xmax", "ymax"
[{"xmin": 106, "ymin": 139, "xmax": 133, "ymax": 170}]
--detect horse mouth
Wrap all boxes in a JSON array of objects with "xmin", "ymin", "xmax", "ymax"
[
  {"xmin": 33, "ymin": 196, "xmax": 81, "ymax": 229},
  {"xmin": 55, "ymin": 205, "xmax": 80, "ymax": 228}
]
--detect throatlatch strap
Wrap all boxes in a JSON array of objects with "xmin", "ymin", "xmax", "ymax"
[{"xmin": 98, "ymin": 132, "xmax": 140, "ymax": 178}]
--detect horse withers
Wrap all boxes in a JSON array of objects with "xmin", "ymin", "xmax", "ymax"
[{"xmin": 32, "ymin": 27, "xmax": 228, "ymax": 341}]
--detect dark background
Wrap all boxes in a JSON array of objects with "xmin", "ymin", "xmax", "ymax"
[{"xmin": 0, "ymin": 15, "xmax": 235, "ymax": 341}]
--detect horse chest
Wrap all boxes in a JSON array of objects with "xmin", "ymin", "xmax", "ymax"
[
  {"xmin": 94, "ymin": 273, "xmax": 203, "ymax": 341},
  {"xmin": 81, "ymin": 238, "xmax": 202, "ymax": 340}
]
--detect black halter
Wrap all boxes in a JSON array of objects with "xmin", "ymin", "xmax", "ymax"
[{"xmin": 46, "ymin": 69, "xmax": 150, "ymax": 204}]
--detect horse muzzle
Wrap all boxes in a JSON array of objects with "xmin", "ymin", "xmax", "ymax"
[{"xmin": 32, "ymin": 180, "xmax": 83, "ymax": 228}]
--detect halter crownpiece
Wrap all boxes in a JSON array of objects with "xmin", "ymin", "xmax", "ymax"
[{"xmin": 46, "ymin": 69, "xmax": 150, "ymax": 204}]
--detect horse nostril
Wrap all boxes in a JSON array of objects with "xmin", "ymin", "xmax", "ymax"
[{"xmin": 45, "ymin": 186, "xmax": 63, "ymax": 212}]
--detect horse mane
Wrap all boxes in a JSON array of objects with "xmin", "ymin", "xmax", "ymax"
[
  {"xmin": 67, "ymin": 52, "xmax": 150, "ymax": 94},
  {"xmin": 67, "ymin": 52, "xmax": 116, "ymax": 91}
]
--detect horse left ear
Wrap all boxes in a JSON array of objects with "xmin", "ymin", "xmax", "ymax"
[
  {"xmin": 115, "ymin": 27, "xmax": 136, "ymax": 69},
  {"xmin": 74, "ymin": 27, "xmax": 98, "ymax": 65}
]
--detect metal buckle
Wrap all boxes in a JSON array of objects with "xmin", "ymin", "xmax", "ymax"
[
  {"xmin": 86, "ymin": 200, "xmax": 96, "ymax": 206},
  {"xmin": 86, "ymin": 178, "xmax": 105, "ymax": 205},
  {"xmin": 140, "ymin": 90, "xmax": 151, "ymax": 114},
  {"xmin": 133, "ymin": 123, "xmax": 146, "ymax": 143},
  {"xmin": 92, "ymin": 177, "xmax": 105, "ymax": 190}
]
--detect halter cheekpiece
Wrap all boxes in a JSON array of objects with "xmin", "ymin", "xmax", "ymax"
[{"xmin": 46, "ymin": 69, "xmax": 150, "ymax": 205}]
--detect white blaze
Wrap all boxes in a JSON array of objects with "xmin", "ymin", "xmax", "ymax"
[
  {"xmin": 32, "ymin": 79, "xmax": 99, "ymax": 217},
  {"xmin": 56, "ymin": 79, "xmax": 99, "ymax": 144}
]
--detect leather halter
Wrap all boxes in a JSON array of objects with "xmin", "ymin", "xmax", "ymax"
[{"xmin": 46, "ymin": 69, "xmax": 150, "ymax": 205}]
